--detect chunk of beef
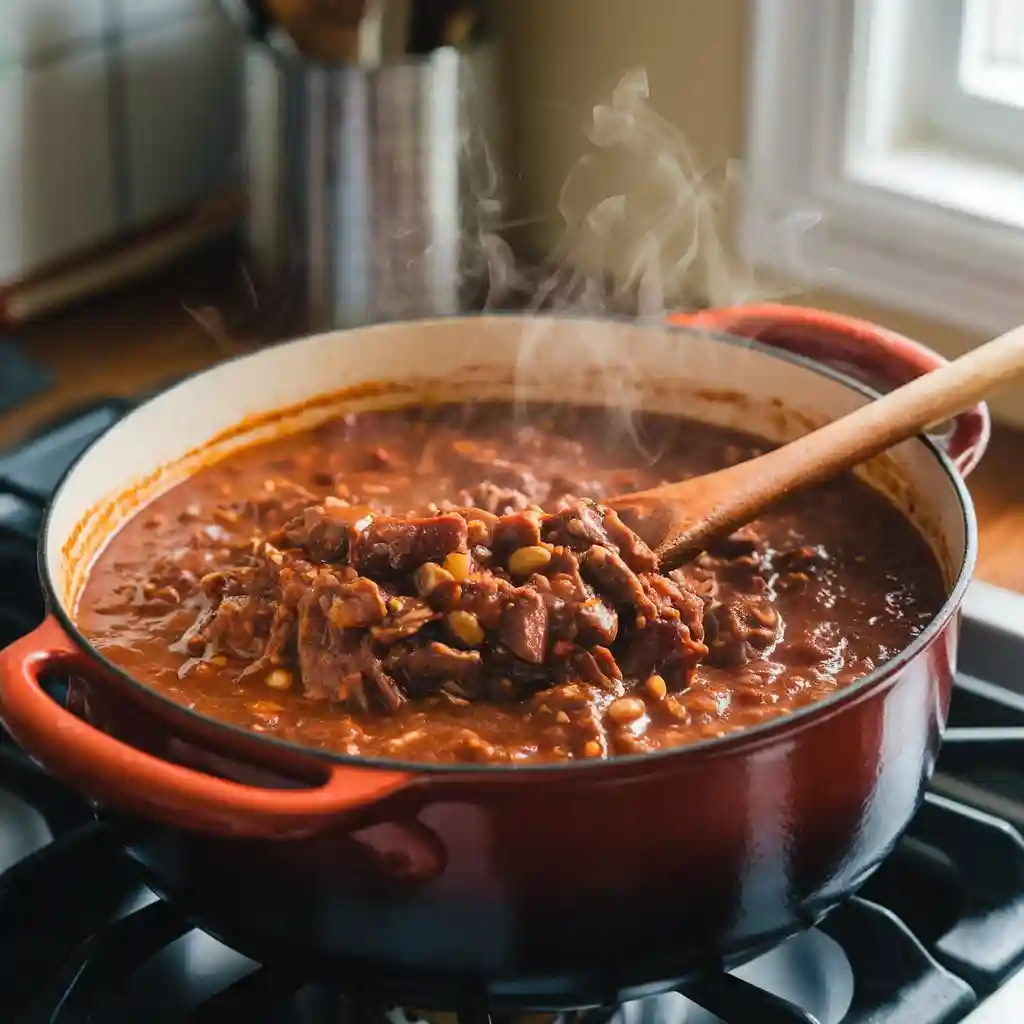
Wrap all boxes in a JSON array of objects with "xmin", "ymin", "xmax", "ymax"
[
  {"xmin": 600, "ymin": 506, "xmax": 658, "ymax": 572},
  {"xmin": 349, "ymin": 513, "xmax": 468, "ymax": 575},
  {"xmin": 491, "ymin": 509, "xmax": 544, "ymax": 558},
  {"xmin": 619, "ymin": 618, "xmax": 707, "ymax": 687},
  {"xmin": 446, "ymin": 506, "xmax": 500, "ymax": 547},
  {"xmin": 694, "ymin": 526, "xmax": 769, "ymax": 585},
  {"xmin": 571, "ymin": 648, "xmax": 620, "ymax": 689},
  {"xmin": 394, "ymin": 642, "xmax": 483, "ymax": 689},
  {"xmin": 575, "ymin": 595, "xmax": 618, "ymax": 646},
  {"xmin": 325, "ymin": 577, "xmax": 388, "ymax": 629},
  {"xmin": 705, "ymin": 596, "xmax": 782, "ymax": 668},
  {"xmin": 773, "ymin": 544, "xmax": 827, "ymax": 573},
  {"xmin": 275, "ymin": 501, "xmax": 372, "ymax": 562},
  {"xmin": 641, "ymin": 574, "xmax": 707, "ymax": 642},
  {"xmin": 542, "ymin": 499, "xmax": 656, "ymax": 572},
  {"xmin": 296, "ymin": 597, "xmax": 404, "ymax": 711},
  {"xmin": 669, "ymin": 565, "xmax": 719, "ymax": 609},
  {"xmin": 615, "ymin": 573, "xmax": 708, "ymax": 686},
  {"xmin": 371, "ymin": 597, "xmax": 438, "ymax": 645},
  {"xmin": 543, "ymin": 500, "xmax": 607, "ymax": 549},
  {"xmin": 500, "ymin": 589, "xmax": 549, "ymax": 664},
  {"xmin": 456, "ymin": 576, "xmax": 517, "ymax": 630},
  {"xmin": 581, "ymin": 545, "xmax": 656, "ymax": 619}
]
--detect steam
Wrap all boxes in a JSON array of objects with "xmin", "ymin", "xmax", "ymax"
[
  {"xmin": 462, "ymin": 68, "xmax": 818, "ymax": 459},
  {"xmin": 208, "ymin": 65, "xmax": 823, "ymax": 445}
]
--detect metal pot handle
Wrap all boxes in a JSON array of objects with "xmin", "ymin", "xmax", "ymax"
[
  {"xmin": 0, "ymin": 616, "xmax": 415, "ymax": 840},
  {"xmin": 669, "ymin": 304, "xmax": 991, "ymax": 477}
]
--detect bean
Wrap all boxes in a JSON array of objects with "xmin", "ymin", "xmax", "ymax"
[
  {"xmin": 508, "ymin": 545, "xmax": 552, "ymax": 577},
  {"xmin": 644, "ymin": 674, "xmax": 667, "ymax": 700},
  {"xmin": 607, "ymin": 696, "xmax": 646, "ymax": 724},
  {"xmin": 266, "ymin": 668, "xmax": 294, "ymax": 690},
  {"xmin": 447, "ymin": 610, "xmax": 484, "ymax": 646},
  {"xmin": 683, "ymin": 691, "xmax": 719, "ymax": 715}
]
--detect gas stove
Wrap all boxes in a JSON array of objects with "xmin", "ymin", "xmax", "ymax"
[{"xmin": 2, "ymin": 400, "xmax": 1024, "ymax": 1023}]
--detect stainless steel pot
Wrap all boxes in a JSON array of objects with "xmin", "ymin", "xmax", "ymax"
[{"xmin": 241, "ymin": 17, "xmax": 503, "ymax": 332}]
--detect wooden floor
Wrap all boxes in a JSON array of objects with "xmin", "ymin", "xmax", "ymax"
[{"xmin": 4, "ymin": 252, "xmax": 1024, "ymax": 592}]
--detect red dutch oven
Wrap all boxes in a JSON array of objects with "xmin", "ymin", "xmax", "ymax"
[{"xmin": 0, "ymin": 306, "xmax": 988, "ymax": 1008}]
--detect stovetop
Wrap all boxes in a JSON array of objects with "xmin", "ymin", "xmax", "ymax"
[{"xmin": 3, "ymin": 399, "xmax": 1024, "ymax": 1023}]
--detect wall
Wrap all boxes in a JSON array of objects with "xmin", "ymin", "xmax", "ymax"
[{"xmin": 494, "ymin": 0, "xmax": 1013, "ymax": 423}]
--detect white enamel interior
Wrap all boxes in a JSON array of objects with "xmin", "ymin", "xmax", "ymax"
[{"xmin": 46, "ymin": 315, "xmax": 970, "ymax": 614}]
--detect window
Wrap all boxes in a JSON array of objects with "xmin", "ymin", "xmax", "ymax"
[
  {"xmin": 960, "ymin": 0, "xmax": 1024, "ymax": 111},
  {"xmin": 742, "ymin": 0, "xmax": 1024, "ymax": 335}
]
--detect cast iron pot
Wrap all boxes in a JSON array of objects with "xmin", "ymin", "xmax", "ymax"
[{"xmin": 0, "ymin": 308, "xmax": 989, "ymax": 1009}]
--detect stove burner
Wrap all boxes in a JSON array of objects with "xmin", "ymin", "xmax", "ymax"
[
  {"xmin": 2, "ymin": 399, "xmax": 1024, "ymax": 1022},
  {"xmin": 0, "ymin": 768, "xmax": 996, "ymax": 1024}
]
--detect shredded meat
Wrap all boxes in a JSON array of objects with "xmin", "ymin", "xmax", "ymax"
[
  {"xmin": 169, "ymin": 496, "xmax": 712, "ymax": 712},
  {"xmin": 79, "ymin": 400, "xmax": 948, "ymax": 765}
]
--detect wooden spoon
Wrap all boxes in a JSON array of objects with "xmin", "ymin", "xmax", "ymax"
[{"xmin": 608, "ymin": 324, "xmax": 1024, "ymax": 570}]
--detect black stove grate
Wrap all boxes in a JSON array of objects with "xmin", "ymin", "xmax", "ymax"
[
  {"xmin": 0, "ymin": 767, "xmax": 996, "ymax": 1024},
  {"xmin": 2, "ymin": 399, "xmax": 1024, "ymax": 1023},
  {"xmin": 0, "ymin": 750, "xmax": 1008, "ymax": 1024}
]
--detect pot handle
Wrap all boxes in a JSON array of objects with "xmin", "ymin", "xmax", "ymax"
[
  {"xmin": 668, "ymin": 304, "xmax": 991, "ymax": 477},
  {"xmin": 0, "ymin": 616, "xmax": 416, "ymax": 839}
]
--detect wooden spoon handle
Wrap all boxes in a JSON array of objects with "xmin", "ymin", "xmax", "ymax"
[
  {"xmin": 760, "ymin": 322, "xmax": 1024, "ymax": 485},
  {"xmin": 651, "ymin": 322, "xmax": 1024, "ymax": 566}
]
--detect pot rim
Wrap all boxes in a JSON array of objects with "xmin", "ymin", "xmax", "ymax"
[{"xmin": 39, "ymin": 312, "xmax": 978, "ymax": 775}]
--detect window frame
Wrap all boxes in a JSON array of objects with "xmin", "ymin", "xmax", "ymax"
[
  {"xmin": 742, "ymin": 0, "xmax": 1024, "ymax": 336},
  {"xmin": 959, "ymin": 0, "xmax": 1024, "ymax": 111}
]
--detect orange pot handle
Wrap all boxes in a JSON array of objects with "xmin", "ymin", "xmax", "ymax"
[
  {"xmin": 0, "ymin": 616, "xmax": 415, "ymax": 839},
  {"xmin": 669, "ymin": 304, "xmax": 991, "ymax": 477}
]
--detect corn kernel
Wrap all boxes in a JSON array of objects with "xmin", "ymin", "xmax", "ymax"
[
  {"xmin": 443, "ymin": 551, "xmax": 471, "ymax": 581},
  {"xmin": 507, "ymin": 545, "xmax": 552, "ymax": 577},
  {"xmin": 447, "ymin": 610, "xmax": 484, "ymax": 646},
  {"xmin": 415, "ymin": 561, "xmax": 454, "ymax": 596}
]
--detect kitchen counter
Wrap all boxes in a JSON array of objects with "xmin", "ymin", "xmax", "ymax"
[
  {"xmin": 0, "ymin": 249, "xmax": 245, "ymax": 449},
  {"xmin": 4, "ymin": 253, "xmax": 1024, "ymax": 592}
]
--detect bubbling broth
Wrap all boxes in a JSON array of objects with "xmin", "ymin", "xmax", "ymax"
[{"xmin": 76, "ymin": 401, "xmax": 946, "ymax": 764}]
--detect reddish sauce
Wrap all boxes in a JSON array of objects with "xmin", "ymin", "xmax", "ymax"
[{"xmin": 76, "ymin": 403, "xmax": 946, "ymax": 764}]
